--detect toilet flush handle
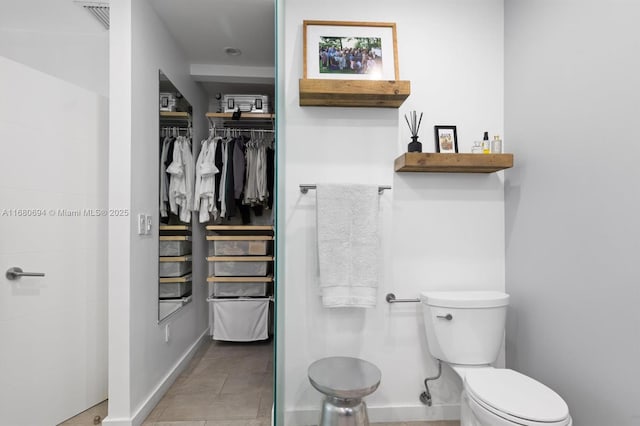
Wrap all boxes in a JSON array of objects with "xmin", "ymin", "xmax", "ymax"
[{"xmin": 436, "ymin": 314, "xmax": 453, "ymax": 320}]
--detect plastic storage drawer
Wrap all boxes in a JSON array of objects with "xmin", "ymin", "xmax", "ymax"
[
  {"xmin": 211, "ymin": 239, "xmax": 268, "ymax": 256},
  {"xmin": 159, "ymin": 281, "xmax": 192, "ymax": 299},
  {"xmin": 159, "ymin": 256, "xmax": 192, "ymax": 278},
  {"xmin": 159, "ymin": 237, "xmax": 191, "ymax": 256},
  {"xmin": 207, "ymin": 297, "xmax": 270, "ymax": 341},
  {"xmin": 208, "ymin": 258, "xmax": 268, "ymax": 276},
  {"xmin": 211, "ymin": 281, "xmax": 269, "ymax": 297}
]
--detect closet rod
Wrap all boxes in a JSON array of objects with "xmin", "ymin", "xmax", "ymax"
[
  {"xmin": 299, "ymin": 184, "xmax": 391, "ymax": 194},
  {"xmin": 209, "ymin": 128, "xmax": 274, "ymax": 133}
]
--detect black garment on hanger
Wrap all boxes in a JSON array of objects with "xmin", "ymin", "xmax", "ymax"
[
  {"xmin": 224, "ymin": 139, "xmax": 236, "ymax": 218},
  {"xmin": 267, "ymin": 146, "xmax": 275, "ymax": 209},
  {"xmin": 214, "ymin": 138, "xmax": 224, "ymax": 212}
]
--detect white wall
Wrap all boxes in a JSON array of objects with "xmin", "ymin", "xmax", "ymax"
[
  {"xmin": 504, "ymin": 1, "xmax": 640, "ymax": 425},
  {"xmin": 0, "ymin": 0, "xmax": 109, "ymax": 97},
  {"xmin": 279, "ymin": 0, "xmax": 504, "ymax": 423},
  {"xmin": 107, "ymin": 0, "xmax": 209, "ymax": 424}
]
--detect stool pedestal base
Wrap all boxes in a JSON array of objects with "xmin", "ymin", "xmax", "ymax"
[{"xmin": 319, "ymin": 396, "xmax": 369, "ymax": 426}]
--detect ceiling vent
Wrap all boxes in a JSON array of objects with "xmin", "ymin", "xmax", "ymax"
[{"xmin": 75, "ymin": 1, "xmax": 110, "ymax": 30}]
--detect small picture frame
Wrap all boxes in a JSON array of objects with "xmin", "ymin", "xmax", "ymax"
[{"xmin": 434, "ymin": 125, "xmax": 458, "ymax": 153}]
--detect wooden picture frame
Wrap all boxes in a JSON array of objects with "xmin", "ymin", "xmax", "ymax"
[
  {"xmin": 303, "ymin": 20, "xmax": 399, "ymax": 81},
  {"xmin": 434, "ymin": 125, "xmax": 459, "ymax": 153}
]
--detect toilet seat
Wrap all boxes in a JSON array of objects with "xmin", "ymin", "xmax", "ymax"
[{"xmin": 465, "ymin": 369, "xmax": 571, "ymax": 426}]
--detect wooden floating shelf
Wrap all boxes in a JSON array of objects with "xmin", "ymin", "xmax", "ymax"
[
  {"xmin": 206, "ymin": 225, "xmax": 274, "ymax": 231},
  {"xmin": 160, "ymin": 274, "xmax": 192, "ymax": 283},
  {"xmin": 394, "ymin": 153, "xmax": 514, "ymax": 173},
  {"xmin": 206, "ymin": 256, "xmax": 274, "ymax": 262},
  {"xmin": 299, "ymin": 79, "xmax": 410, "ymax": 108},
  {"xmin": 207, "ymin": 275, "xmax": 274, "ymax": 283}
]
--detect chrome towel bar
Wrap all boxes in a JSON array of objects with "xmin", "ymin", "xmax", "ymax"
[
  {"xmin": 299, "ymin": 184, "xmax": 392, "ymax": 194},
  {"xmin": 385, "ymin": 293, "xmax": 420, "ymax": 303}
]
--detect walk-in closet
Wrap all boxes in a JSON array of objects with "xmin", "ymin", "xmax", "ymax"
[{"xmin": 106, "ymin": 0, "xmax": 276, "ymax": 424}]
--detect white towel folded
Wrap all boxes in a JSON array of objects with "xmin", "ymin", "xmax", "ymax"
[{"xmin": 316, "ymin": 183, "xmax": 380, "ymax": 308}]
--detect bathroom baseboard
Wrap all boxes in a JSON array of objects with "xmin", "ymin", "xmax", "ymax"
[
  {"xmin": 102, "ymin": 327, "xmax": 210, "ymax": 426},
  {"xmin": 286, "ymin": 403, "xmax": 460, "ymax": 425}
]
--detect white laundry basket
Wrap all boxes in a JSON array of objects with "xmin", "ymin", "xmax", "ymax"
[{"xmin": 207, "ymin": 297, "xmax": 271, "ymax": 342}]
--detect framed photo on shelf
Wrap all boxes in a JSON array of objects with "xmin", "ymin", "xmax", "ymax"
[
  {"xmin": 303, "ymin": 20, "xmax": 399, "ymax": 81},
  {"xmin": 434, "ymin": 125, "xmax": 458, "ymax": 153}
]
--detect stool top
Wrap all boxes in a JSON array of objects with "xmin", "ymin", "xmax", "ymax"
[{"xmin": 308, "ymin": 356, "xmax": 381, "ymax": 399}]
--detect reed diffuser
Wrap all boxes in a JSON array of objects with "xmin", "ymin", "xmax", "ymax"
[{"xmin": 404, "ymin": 110, "xmax": 423, "ymax": 152}]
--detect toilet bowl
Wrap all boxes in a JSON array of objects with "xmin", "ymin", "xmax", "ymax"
[{"xmin": 420, "ymin": 291, "xmax": 572, "ymax": 426}]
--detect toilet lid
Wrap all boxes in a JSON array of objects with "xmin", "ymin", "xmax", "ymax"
[{"xmin": 465, "ymin": 369, "xmax": 569, "ymax": 423}]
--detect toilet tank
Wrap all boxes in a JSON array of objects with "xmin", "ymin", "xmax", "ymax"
[{"xmin": 421, "ymin": 291, "xmax": 509, "ymax": 365}]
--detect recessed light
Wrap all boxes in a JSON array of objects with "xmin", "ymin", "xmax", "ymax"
[{"xmin": 224, "ymin": 47, "xmax": 242, "ymax": 56}]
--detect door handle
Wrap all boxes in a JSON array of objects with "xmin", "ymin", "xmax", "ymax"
[{"xmin": 5, "ymin": 267, "xmax": 45, "ymax": 280}]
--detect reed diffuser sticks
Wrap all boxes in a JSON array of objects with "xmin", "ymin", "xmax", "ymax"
[{"xmin": 404, "ymin": 110, "xmax": 423, "ymax": 137}]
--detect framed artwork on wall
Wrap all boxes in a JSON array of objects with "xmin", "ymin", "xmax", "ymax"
[
  {"xmin": 434, "ymin": 125, "xmax": 459, "ymax": 153},
  {"xmin": 303, "ymin": 20, "xmax": 399, "ymax": 81}
]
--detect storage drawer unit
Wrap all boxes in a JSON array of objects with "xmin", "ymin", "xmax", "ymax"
[
  {"xmin": 160, "ymin": 236, "xmax": 192, "ymax": 256},
  {"xmin": 207, "ymin": 256, "xmax": 271, "ymax": 277},
  {"xmin": 159, "ymin": 255, "xmax": 192, "ymax": 278}
]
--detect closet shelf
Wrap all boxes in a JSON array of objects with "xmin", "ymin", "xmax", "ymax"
[
  {"xmin": 160, "ymin": 274, "xmax": 192, "ymax": 283},
  {"xmin": 207, "ymin": 256, "xmax": 274, "ymax": 262},
  {"xmin": 159, "ymin": 235, "xmax": 192, "ymax": 241},
  {"xmin": 206, "ymin": 225, "xmax": 274, "ymax": 231},
  {"xmin": 160, "ymin": 111, "xmax": 191, "ymax": 119},
  {"xmin": 206, "ymin": 235, "xmax": 273, "ymax": 241},
  {"xmin": 206, "ymin": 112, "xmax": 274, "ymax": 120},
  {"xmin": 207, "ymin": 275, "xmax": 274, "ymax": 283},
  {"xmin": 160, "ymin": 225, "xmax": 192, "ymax": 231},
  {"xmin": 160, "ymin": 255, "xmax": 192, "ymax": 262},
  {"xmin": 299, "ymin": 79, "xmax": 410, "ymax": 108},
  {"xmin": 394, "ymin": 153, "xmax": 514, "ymax": 173}
]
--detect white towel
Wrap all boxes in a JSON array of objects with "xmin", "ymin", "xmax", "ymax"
[{"xmin": 316, "ymin": 183, "xmax": 380, "ymax": 308}]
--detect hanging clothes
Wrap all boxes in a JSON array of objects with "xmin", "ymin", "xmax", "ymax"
[
  {"xmin": 166, "ymin": 135, "xmax": 195, "ymax": 223},
  {"xmin": 194, "ymin": 136, "xmax": 220, "ymax": 223},
  {"xmin": 159, "ymin": 134, "xmax": 173, "ymax": 218},
  {"xmin": 243, "ymin": 131, "xmax": 272, "ymax": 207}
]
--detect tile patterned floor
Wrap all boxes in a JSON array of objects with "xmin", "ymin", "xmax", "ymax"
[
  {"xmin": 60, "ymin": 338, "xmax": 459, "ymax": 426},
  {"xmin": 143, "ymin": 339, "xmax": 273, "ymax": 425}
]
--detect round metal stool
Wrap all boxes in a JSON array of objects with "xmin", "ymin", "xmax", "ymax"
[{"xmin": 308, "ymin": 356, "xmax": 381, "ymax": 426}]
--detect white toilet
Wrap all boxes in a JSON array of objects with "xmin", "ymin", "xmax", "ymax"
[{"xmin": 420, "ymin": 291, "xmax": 572, "ymax": 426}]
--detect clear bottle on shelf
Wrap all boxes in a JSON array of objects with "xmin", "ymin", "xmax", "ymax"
[{"xmin": 491, "ymin": 135, "xmax": 503, "ymax": 153}]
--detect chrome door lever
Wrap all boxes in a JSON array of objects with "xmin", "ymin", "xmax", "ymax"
[
  {"xmin": 436, "ymin": 314, "xmax": 453, "ymax": 320},
  {"xmin": 5, "ymin": 267, "xmax": 45, "ymax": 280}
]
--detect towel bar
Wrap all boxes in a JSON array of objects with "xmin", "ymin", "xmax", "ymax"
[
  {"xmin": 385, "ymin": 293, "xmax": 420, "ymax": 303},
  {"xmin": 299, "ymin": 184, "xmax": 391, "ymax": 194}
]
